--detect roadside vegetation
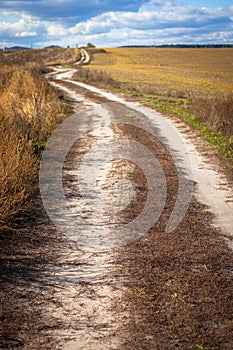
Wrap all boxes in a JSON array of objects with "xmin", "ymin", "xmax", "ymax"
[
  {"xmin": 0, "ymin": 48, "xmax": 77, "ymax": 230},
  {"xmin": 73, "ymin": 47, "xmax": 233, "ymax": 161}
]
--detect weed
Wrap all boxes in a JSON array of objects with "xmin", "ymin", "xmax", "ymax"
[
  {"xmin": 122, "ymin": 113, "xmax": 139, "ymax": 121},
  {"xmin": 190, "ymin": 345, "xmax": 211, "ymax": 350},
  {"xmin": 72, "ymin": 67, "xmax": 120, "ymax": 87}
]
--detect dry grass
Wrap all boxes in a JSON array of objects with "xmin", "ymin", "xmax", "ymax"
[
  {"xmin": 0, "ymin": 47, "xmax": 78, "ymax": 67},
  {"xmin": 72, "ymin": 66, "xmax": 120, "ymax": 87},
  {"xmin": 0, "ymin": 47, "xmax": 81, "ymax": 229},
  {"xmin": 0, "ymin": 64, "xmax": 67, "ymax": 228}
]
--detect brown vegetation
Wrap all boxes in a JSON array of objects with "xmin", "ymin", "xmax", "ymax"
[
  {"xmin": 191, "ymin": 94, "xmax": 233, "ymax": 142},
  {"xmin": 73, "ymin": 66, "xmax": 119, "ymax": 87},
  {"xmin": 0, "ymin": 63, "xmax": 68, "ymax": 229},
  {"xmin": 0, "ymin": 47, "xmax": 78, "ymax": 67}
]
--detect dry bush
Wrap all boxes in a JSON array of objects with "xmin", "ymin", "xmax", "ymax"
[
  {"xmin": 189, "ymin": 94, "xmax": 233, "ymax": 146},
  {"xmin": 0, "ymin": 116, "xmax": 37, "ymax": 224},
  {"xmin": 0, "ymin": 66, "xmax": 66, "ymax": 228},
  {"xmin": 214, "ymin": 95, "xmax": 233, "ymax": 140},
  {"xmin": 0, "ymin": 67, "xmax": 65, "ymax": 144},
  {"xmin": 73, "ymin": 67, "xmax": 120, "ymax": 87}
]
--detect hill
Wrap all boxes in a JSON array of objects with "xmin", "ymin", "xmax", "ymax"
[
  {"xmin": 4, "ymin": 46, "xmax": 31, "ymax": 51},
  {"xmin": 0, "ymin": 47, "xmax": 78, "ymax": 66}
]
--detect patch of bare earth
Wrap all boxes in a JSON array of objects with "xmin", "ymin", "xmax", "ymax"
[
  {"xmin": 0, "ymin": 198, "xmax": 65, "ymax": 349},
  {"xmin": 113, "ymin": 124, "xmax": 233, "ymax": 350}
]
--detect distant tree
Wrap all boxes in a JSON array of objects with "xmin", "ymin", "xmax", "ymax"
[{"xmin": 87, "ymin": 42, "xmax": 96, "ymax": 48}]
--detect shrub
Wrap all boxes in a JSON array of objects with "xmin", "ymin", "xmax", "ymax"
[
  {"xmin": 73, "ymin": 67, "xmax": 120, "ymax": 88},
  {"xmin": 0, "ymin": 66, "xmax": 66, "ymax": 228},
  {"xmin": 189, "ymin": 94, "xmax": 233, "ymax": 148}
]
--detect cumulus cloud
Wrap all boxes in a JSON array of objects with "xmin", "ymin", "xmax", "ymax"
[
  {"xmin": 0, "ymin": 17, "xmax": 39, "ymax": 36},
  {"xmin": 45, "ymin": 23, "xmax": 67, "ymax": 36},
  {"xmin": 67, "ymin": 1, "xmax": 233, "ymax": 37},
  {"xmin": 15, "ymin": 31, "xmax": 37, "ymax": 37},
  {"xmin": 0, "ymin": 0, "xmax": 144, "ymax": 22},
  {"xmin": 0, "ymin": 0, "xmax": 233, "ymax": 47}
]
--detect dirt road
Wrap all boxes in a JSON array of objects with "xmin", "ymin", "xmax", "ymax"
[
  {"xmin": 49, "ymin": 67, "xmax": 233, "ymax": 245},
  {"xmin": 1, "ymin": 67, "xmax": 233, "ymax": 349},
  {"xmin": 74, "ymin": 48, "xmax": 90, "ymax": 65}
]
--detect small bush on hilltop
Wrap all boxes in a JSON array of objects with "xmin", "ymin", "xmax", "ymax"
[{"xmin": 73, "ymin": 67, "xmax": 120, "ymax": 87}]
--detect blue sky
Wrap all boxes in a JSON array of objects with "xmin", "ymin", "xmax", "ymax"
[{"xmin": 0, "ymin": 1, "xmax": 233, "ymax": 48}]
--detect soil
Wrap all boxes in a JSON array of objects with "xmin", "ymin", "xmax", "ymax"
[{"xmin": 1, "ymin": 75, "xmax": 233, "ymax": 350}]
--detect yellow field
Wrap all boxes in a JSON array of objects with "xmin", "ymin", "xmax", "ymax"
[
  {"xmin": 81, "ymin": 47, "xmax": 233, "ymax": 160},
  {"xmin": 88, "ymin": 47, "xmax": 233, "ymax": 96}
]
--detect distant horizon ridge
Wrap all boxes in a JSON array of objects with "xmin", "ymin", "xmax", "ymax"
[{"xmin": 1, "ymin": 43, "xmax": 233, "ymax": 51}]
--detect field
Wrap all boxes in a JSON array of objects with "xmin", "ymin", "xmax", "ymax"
[
  {"xmin": 78, "ymin": 47, "xmax": 233, "ymax": 160},
  {"xmin": 88, "ymin": 47, "xmax": 233, "ymax": 96}
]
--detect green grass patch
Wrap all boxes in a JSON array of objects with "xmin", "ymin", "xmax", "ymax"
[{"xmin": 122, "ymin": 113, "xmax": 140, "ymax": 121}]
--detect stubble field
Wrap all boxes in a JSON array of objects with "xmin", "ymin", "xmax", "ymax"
[
  {"xmin": 79, "ymin": 47, "xmax": 233, "ymax": 160},
  {"xmin": 88, "ymin": 47, "xmax": 233, "ymax": 95}
]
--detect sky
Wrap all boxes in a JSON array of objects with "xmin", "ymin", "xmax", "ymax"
[{"xmin": 0, "ymin": 1, "xmax": 233, "ymax": 48}]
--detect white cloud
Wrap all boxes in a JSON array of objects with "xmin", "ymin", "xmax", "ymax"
[
  {"xmin": 67, "ymin": 1, "xmax": 233, "ymax": 38},
  {"xmin": 0, "ymin": 16, "xmax": 40, "ymax": 37},
  {"xmin": 0, "ymin": 0, "xmax": 233, "ymax": 47},
  {"xmin": 16, "ymin": 31, "xmax": 37, "ymax": 37},
  {"xmin": 0, "ymin": 18, "xmax": 25, "ymax": 33},
  {"xmin": 45, "ymin": 23, "xmax": 67, "ymax": 36}
]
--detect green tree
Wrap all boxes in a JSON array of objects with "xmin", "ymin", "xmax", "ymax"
[{"xmin": 87, "ymin": 42, "xmax": 96, "ymax": 48}]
